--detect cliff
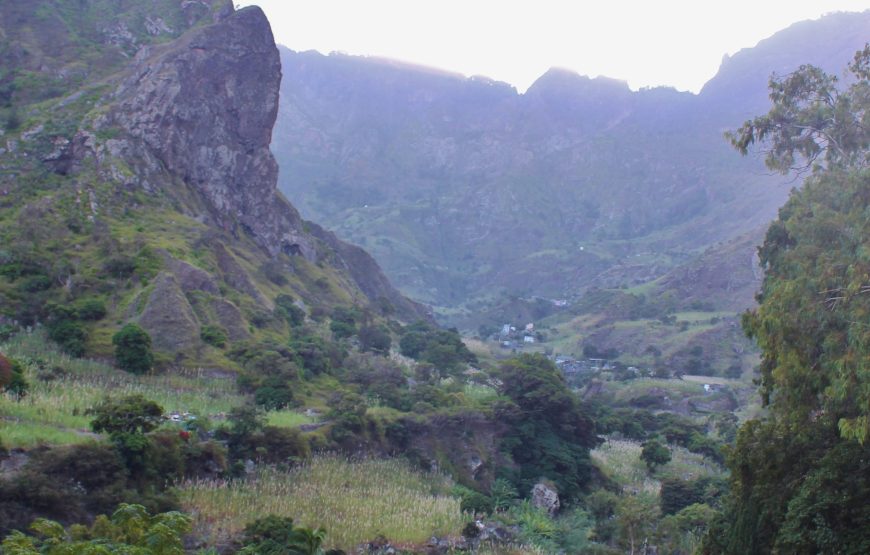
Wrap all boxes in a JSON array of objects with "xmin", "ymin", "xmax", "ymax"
[{"xmin": 0, "ymin": 1, "xmax": 428, "ymax": 365}]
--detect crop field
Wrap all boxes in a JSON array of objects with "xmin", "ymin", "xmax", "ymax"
[
  {"xmin": 179, "ymin": 456, "xmax": 464, "ymax": 551},
  {"xmin": 591, "ymin": 438, "xmax": 724, "ymax": 495},
  {"xmin": 0, "ymin": 331, "xmax": 244, "ymax": 447}
]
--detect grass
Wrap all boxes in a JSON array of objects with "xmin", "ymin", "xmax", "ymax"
[
  {"xmin": 178, "ymin": 456, "xmax": 464, "ymax": 551},
  {"xmin": 0, "ymin": 420, "xmax": 88, "ymax": 447},
  {"xmin": 0, "ymin": 331, "xmax": 246, "ymax": 448},
  {"xmin": 265, "ymin": 410, "xmax": 315, "ymax": 428},
  {"xmin": 464, "ymin": 383, "xmax": 499, "ymax": 403},
  {"xmin": 610, "ymin": 378, "xmax": 704, "ymax": 403},
  {"xmin": 592, "ymin": 438, "xmax": 724, "ymax": 495}
]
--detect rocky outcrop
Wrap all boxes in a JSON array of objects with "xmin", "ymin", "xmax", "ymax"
[
  {"xmin": 211, "ymin": 298, "xmax": 250, "ymax": 341},
  {"xmin": 138, "ymin": 273, "xmax": 200, "ymax": 354},
  {"xmin": 164, "ymin": 255, "xmax": 220, "ymax": 295},
  {"xmin": 111, "ymin": 6, "xmax": 315, "ymax": 261},
  {"xmin": 100, "ymin": 6, "xmax": 428, "ymax": 323},
  {"xmin": 530, "ymin": 482, "xmax": 560, "ymax": 515}
]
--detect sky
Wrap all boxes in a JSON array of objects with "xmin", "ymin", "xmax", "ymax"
[{"xmin": 240, "ymin": 0, "xmax": 870, "ymax": 93}]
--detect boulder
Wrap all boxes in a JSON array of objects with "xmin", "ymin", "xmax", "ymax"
[{"xmin": 531, "ymin": 481, "xmax": 560, "ymax": 515}]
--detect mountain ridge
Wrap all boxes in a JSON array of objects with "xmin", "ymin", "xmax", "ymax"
[{"xmin": 272, "ymin": 10, "xmax": 868, "ymax": 319}]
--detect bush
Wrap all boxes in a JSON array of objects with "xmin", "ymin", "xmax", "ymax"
[
  {"xmin": 358, "ymin": 324, "xmax": 391, "ymax": 354},
  {"xmin": 254, "ymin": 377, "xmax": 294, "ymax": 410},
  {"xmin": 112, "ymin": 324, "xmax": 153, "ymax": 374},
  {"xmin": 329, "ymin": 307, "xmax": 359, "ymax": 339},
  {"xmin": 640, "ymin": 438, "xmax": 671, "ymax": 472},
  {"xmin": 75, "ymin": 299, "xmax": 107, "ymax": 321},
  {"xmin": 458, "ymin": 490, "xmax": 494, "ymax": 515},
  {"xmin": 47, "ymin": 319, "xmax": 87, "ymax": 357},
  {"xmin": 18, "ymin": 274, "xmax": 52, "ymax": 292},
  {"xmin": 103, "ymin": 256, "xmax": 137, "ymax": 279},
  {"xmin": 200, "ymin": 324, "xmax": 228, "ymax": 348},
  {"xmin": 0, "ymin": 353, "xmax": 28, "ymax": 398},
  {"xmin": 275, "ymin": 294, "xmax": 305, "ymax": 327}
]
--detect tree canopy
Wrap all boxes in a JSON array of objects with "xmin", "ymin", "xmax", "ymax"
[{"xmin": 705, "ymin": 44, "xmax": 870, "ymax": 555}]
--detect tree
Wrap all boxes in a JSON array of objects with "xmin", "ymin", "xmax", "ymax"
[
  {"xmin": 89, "ymin": 394, "xmax": 163, "ymax": 469},
  {"xmin": 0, "ymin": 504, "xmax": 190, "ymax": 554},
  {"xmin": 238, "ymin": 515, "xmax": 341, "ymax": 555},
  {"xmin": 728, "ymin": 44, "xmax": 869, "ymax": 173},
  {"xmin": 358, "ymin": 324, "xmax": 391, "ymax": 355},
  {"xmin": 89, "ymin": 395, "xmax": 164, "ymax": 437},
  {"xmin": 640, "ymin": 438, "xmax": 671, "ymax": 472},
  {"xmin": 704, "ymin": 45, "xmax": 870, "ymax": 555},
  {"xmin": 496, "ymin": 353, "xmax": 600, "ymax": 499},
  {"xmin": 113, "ymin": 323, "xmax": 154, "ymax": 374}
]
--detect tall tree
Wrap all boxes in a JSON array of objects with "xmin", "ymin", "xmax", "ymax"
[{"xmin": 705, "ymin": 45, "xmax": 870, "ymax": 555}]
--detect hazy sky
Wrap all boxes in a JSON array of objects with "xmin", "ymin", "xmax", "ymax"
[{"xmin": 241, "ymin": 1, "xmax": 870, "ymax": 93}]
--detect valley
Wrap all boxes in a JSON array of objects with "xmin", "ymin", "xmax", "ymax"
[{"xmin": 0, "ymin": 1, "xmax": 868, "ymax": 554}]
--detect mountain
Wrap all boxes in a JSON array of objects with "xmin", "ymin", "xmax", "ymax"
[
  {"xmin": 0, "ymin": 0, "xmax": 426, "ymax": 366},
  {"xmin": 272, "ymin": 10, "xmax": 869, "ymax": 319}
]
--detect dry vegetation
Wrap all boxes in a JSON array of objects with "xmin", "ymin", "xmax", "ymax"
[{"xmin": 179, "ymin": 456, "xmax": 465, "ymax": 551}]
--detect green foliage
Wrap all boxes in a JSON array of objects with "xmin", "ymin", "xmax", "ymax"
[
  {"xmin": 239, "ymin": 515, "xmax": 331, "ymax": 555},
  {"xmin": 88, "ymin": 395, "xmax": 164, "ymax": 469},
  {"xmin": 200, "ymin": 324, "xmax": 228, "ymax": 348},
  {"xmin": 496, "ymin": 353, "xmax": 599, "ymax": 500},
  {"xmin": 275, "ymin": 294, "xmax": 305, "ymax": 327},
  {"xmin": 254, "ymin": 377, "xmax": 295, "ymax": 410},
  {"xmin": 640, "ymin": 439, "xmax": 671, "ymax": 472},
  {"xmin": 660, "ymin": 476, "xmax": 726, "ymax": 516},
  {"xmin": 358, "ymin": 324, "xmax": 391, "ymax": 354},
  {"xmin": 489, "ymin": 478, "xmax": 518, "ymax": 512},
  {"xmin": 0, "ymin": 504, "xmax": 191, "ymax": 554},
  {"xmin": 398, "ymin": 321, "xmax": 477, "ymax": 375},
  {"xmin": 0, "ymin": 353, "xmax": 29, "ymax": 398},
  {"xmin": 74, "ymin": 299, "xmax": 108, "ymax": 321},
  {"xmin": 329, "ymin": 307, "xmax": 359, "ymax": 339},
  {"xmin": 728, "ymin": 44, "xmax": 869, "ymax": 173},
  {"xmin": 44, "ymin": 304, "xmax": 88, "ymax": 357},
  {"xmin": 0, "ymin": 442, "xmax": 131, "ymax": 534},
  {"xmin": 112, "ymin": 324, "xmax": 154, "ymax": 374},
  {"xmin": 708, "ymin": 45, "xmax": 870, "ymax": 555},
  {"xmin": 221, "ymin": 405, "xmax": 309, "ymax": 465},
  {"xmin": 87, "ymin": 395, "xmax": 164, "ymax": 437},
  {"xmin": 454, "ymin": 487, "xmax": 493, "ymax": 515}
]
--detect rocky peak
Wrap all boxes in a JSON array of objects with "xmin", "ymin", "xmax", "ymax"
[{"xmin": 109, "ymin": 6, "xmax": 315, "ymax": 260}]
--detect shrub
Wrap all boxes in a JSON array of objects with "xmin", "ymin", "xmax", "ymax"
[
  {"xmin": 47, "ymin": 319, "xmax": 87, "ymax": 357},
  {"xmin": 75, "ymin": 298, "xmax": 107, "ymax": 321},
  {"xmin": 112, "ymin": 324, "xmax": 153, "ymax": 374},
  {"xmin": 329, "ymin": 306, "xmax": 359, "ymax": 339},
  {"xmin": 200, "ymin": 324, "xmax": 228, "ymax": 348},
  {"xmin": 254, "ymin": 377, "xmax": 294, "ymax": 410},
  {"xmin": 275, "ymin": 294, "xmax": 305, "ymax": 327},
  {"xmin": 0, "ymin": 353, "xmax": 28, "ymax": 398},
  {"xmin": 18, "ymin": 274, "xmax": 52, "ymax": 292},
  {"xmin": 640, "ymin": 438, "xmax": 671, "ymax": 472},
  {"xmin": 459, "ymin": 491, "xmax": 494, "ymax": 515},
  {"xmin": 359, "ymin": 324, "xmax": 391, "ymax": 354}
]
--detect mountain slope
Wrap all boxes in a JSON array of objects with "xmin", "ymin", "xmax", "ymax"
[
  {"xmin": 272, "ymin": 11, "xmax": 869, "ymax": 317},
  {"xmin": 0, "ymin": 0, "xmax": 426, "ymax": 367}
]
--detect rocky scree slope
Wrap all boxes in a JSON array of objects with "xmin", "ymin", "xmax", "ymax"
[{"xmin": 0, "ymin": 0, "xmax": 426, "ymax": 365}]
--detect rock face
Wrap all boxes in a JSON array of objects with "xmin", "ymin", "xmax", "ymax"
[
  {"xmin": 112, "ymin": 7, "xmax": 314, "ymax": 260},
  {"xmin": 531, "ymin": 482, "xmax": 560, "ymax": 515},
  {"xmin": 138, "ymin": 273, "xmax": 200, "ymax": 353}
]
